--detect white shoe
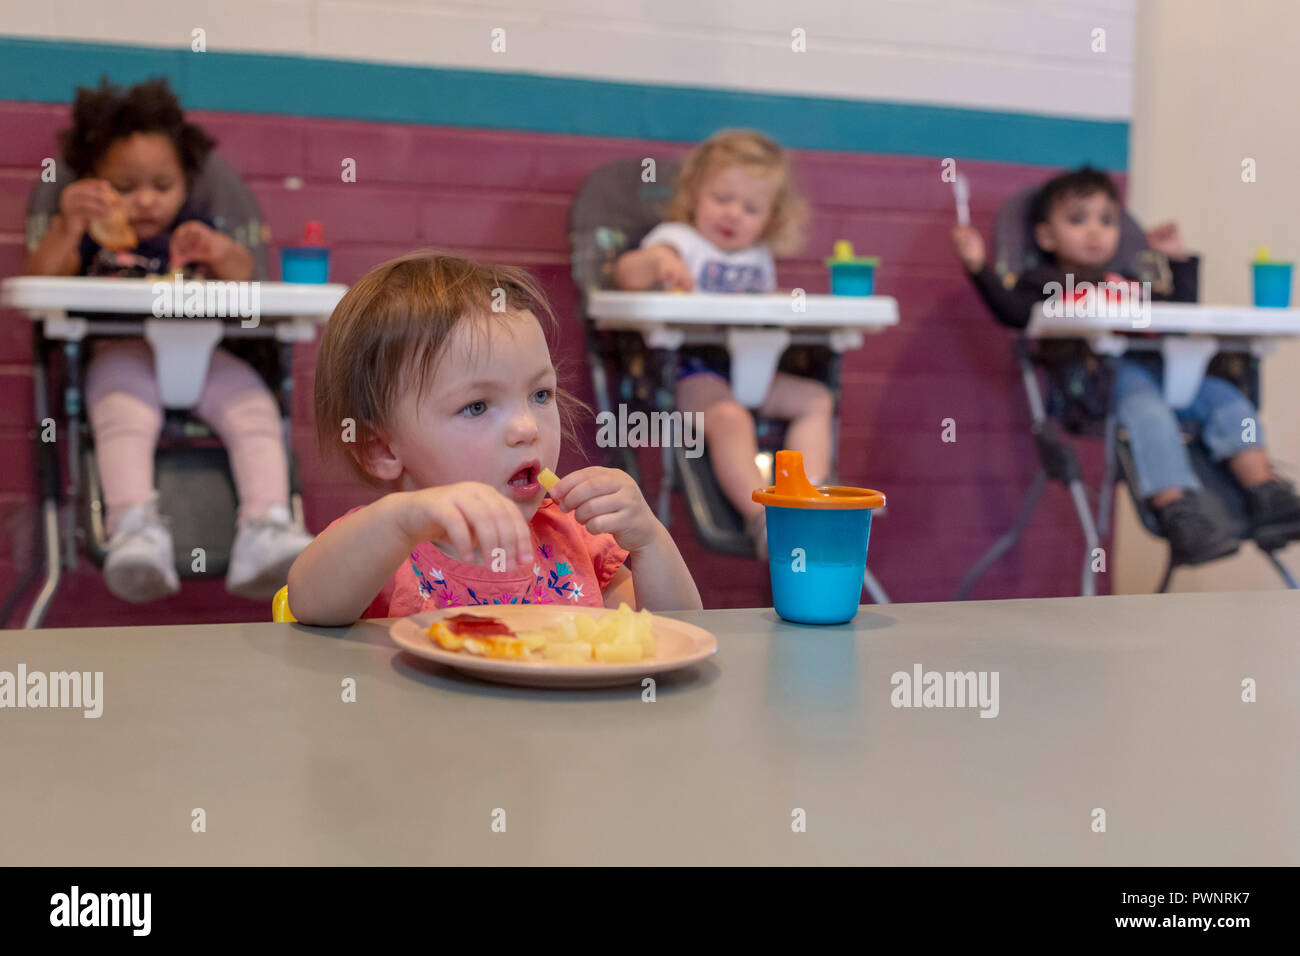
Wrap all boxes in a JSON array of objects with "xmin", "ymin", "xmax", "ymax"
[
  {"xmin": 103, "ymin": 497, "xmax": 180, "ymax": 603},
  {"xmin": 226, "ymin": 505, "xmax": 314, "ymax": 600}
]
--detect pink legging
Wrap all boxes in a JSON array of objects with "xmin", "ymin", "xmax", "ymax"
[{"xmin": 86, "ymin": 340, "xmax": 289, "ymax": 535}]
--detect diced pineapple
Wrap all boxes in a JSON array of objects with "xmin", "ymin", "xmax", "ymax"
[
  {"xmin": 637, "ymin": 609, "xmax": 655, "ymax": 656},
  {"xmin": 556, "ymin": 615, "xmax": 579, "ymax": 643},
  {"xmin": 595, "ymin": 642, "xmax": 643, "ymax": 663},
  {"xmin": 574, "ymin": 614, "xmax": 596, "ymax": 641},
  {"xmin": 589, "ymin": 615, "xmax": 618, "ymax": 645},
  {"xmin": 612, "ymin": 604, "xmax": 635, "ymax": 638},
  {"xmin": 543, "ymin": 641, "xmax": 592, "ymax": 663}
]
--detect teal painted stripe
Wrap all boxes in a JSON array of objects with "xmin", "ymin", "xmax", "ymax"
[{"xmin": 0, "ymin": 36, "xmax": 1128, "ymax": 170}]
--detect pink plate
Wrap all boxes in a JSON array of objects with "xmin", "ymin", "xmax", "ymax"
[{"xmin": 389, "ymin": 605, "xmax": 718, "ymax": 688}]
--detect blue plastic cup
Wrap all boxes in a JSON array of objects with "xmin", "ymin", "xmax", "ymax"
[
  {"xmin": 829, "ymin": 263, "xmax": 876, "ymax": 296},
  {"xmin": 825, "ymin": 241, "xmax": 879, "ymax": 297},
  {"xmin": 280, "ymin": 247, "xmax": 331, "ymax": 283},
  {"xmin": 1252, "ymin": 262, "xmax": 1293, "ymax": 308},
  {"xmin": 753, "ymin": 450, "xmax": 884, "ymax": 626}
]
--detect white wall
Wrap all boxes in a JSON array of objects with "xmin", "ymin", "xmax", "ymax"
[
  {"xmin": 1120, "ymin": 0, "xmax": 1300, "ymax": 592},
  {"xmin": 0, "ymin": 0, "xmax": 1134, "ymax": 119}
]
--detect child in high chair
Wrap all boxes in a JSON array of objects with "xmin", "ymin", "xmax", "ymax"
[
  {"xmin": 612, "ymin": 129, "xmax": 829, "ymax": 561},
  {"xmin": 287, "ymin": 253, "xmax": 701, "ymax": 626},
  {"xmin": 22, "ymin": 78, "xmax": 312, "ymax": 603},
  {"xmin": 952, "ymin": 166, "xmax": 1300, "ymax": 565}
]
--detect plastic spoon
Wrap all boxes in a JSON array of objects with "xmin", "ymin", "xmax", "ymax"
[{"xmin": 954, "ymin": 174, "xmax": 970, "ymax": 226}]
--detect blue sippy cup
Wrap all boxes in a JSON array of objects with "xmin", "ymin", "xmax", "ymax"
[
  {"xmin": 826, "ymin": 240, "xmax": 879, "ymax": 296},
  {"xmin": 1252, "ymin": 247, "xmax": 1293, "ymax": 308},
  {"xmin": 753, "ymin": 450, "xmax": 885, "ymax": 625},
  {"xmin": 280, "ymin": 220, "xmax": 331, "ymax": 283}
]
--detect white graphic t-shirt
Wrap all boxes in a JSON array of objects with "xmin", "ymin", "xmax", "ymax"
[{"xmin": 640, "ymin": 221, "xmax": 776, "ymax": 293}]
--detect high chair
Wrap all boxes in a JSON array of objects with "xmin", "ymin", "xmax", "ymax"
[
  {"xmin": 955, "ymin": 185, "xmax": 1296, "ymax": 599},
  {"xmin": 271, "ymin": 585, "xmax": 295, "ymax": 622},
  {"xmin": 6, "ymin": 154, "xmax": 310, "ymax": 627},
  {"xmin": 569, "ymin": 159, "xmax": 888, "ymax": 603}
]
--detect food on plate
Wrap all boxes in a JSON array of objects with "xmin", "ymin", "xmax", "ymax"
[
  {"xmin": 88, "ymin": 190, "xmax": 138, "ymax": 251},
  {"xmin": 427, "ymin": 603, "xmax": 655, "ymax": 663},
  {"xmin": 428, "ymin": 613, "xmax": 532, "ymax": 659}
]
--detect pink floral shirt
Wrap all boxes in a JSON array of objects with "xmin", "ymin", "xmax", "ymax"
[{"xmin": 328, "ymin": 499, "xmax": 629, "ymax": 619}]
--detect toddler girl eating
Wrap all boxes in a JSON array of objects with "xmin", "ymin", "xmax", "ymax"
[{"xmin": 288, "ymin": 252, "xmax": 701, "ymax": 625}]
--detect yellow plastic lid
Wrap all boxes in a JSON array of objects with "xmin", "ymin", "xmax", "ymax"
[
  {"xmin": 752, "ymin": 450, "xmax": 885, "ymax": 510},
  {"xmin": 825, "ymin": 239, "xmax": 880, "ymax": 267},
  {"xmin": 1254, "ymin": 246, "xmax": 1294, "ymax": 265}
]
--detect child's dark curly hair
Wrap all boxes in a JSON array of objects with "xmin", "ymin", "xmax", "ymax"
[
  {"xmin": 1030, "ymin": 165, "xmax": 1121, "ymax": 225},
  {"xmin": 60, "ymin": 77, "xmax": 215, "ymax": 183}
]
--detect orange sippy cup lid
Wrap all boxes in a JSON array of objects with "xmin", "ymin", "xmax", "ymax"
[{"xmin": 752, "ymin": 450, "xmax": 885, "ymax": 510}]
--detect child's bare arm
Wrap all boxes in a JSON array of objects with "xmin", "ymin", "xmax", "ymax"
[
  {"xmin": 22, "ymin": 215, "xmax": 82, "ymax": 276},
  {"xmin": 22, "ymin": 179, "xmax": 117, "ymax": 276},
  {"xmin": 613, "ymin": 244, "xmax": 694, "ymax": 291},
  {"xmin": 208, "ymin": 235, "xmax": 254, "ymax": 281},
  {"xmin": 609, "ymin": 528, "xmax": 702, "ymax": 611},
  {"xmin": 951, "ymin": 223, "xmax": 986, "ymax": 273},
  {"xmin": 288, "ymin": 483, "xmax": 534, "ymax": 625},
  {"xmin": 287, "ymin": 495, "xmax": 418, "ymax": 625},
  {"xmin": 549, "ymin": 466, "xmax": 702, "ymax": 611},
  {"xmin": 169, "ymin": 221, "xmax": 254, "ymax": 280}
]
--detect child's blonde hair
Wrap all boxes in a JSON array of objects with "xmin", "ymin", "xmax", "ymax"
[
  {"xmin": 315, "ymin": 251, "xmax": 587, "ymax": 488},
  {"xmin": 664, "ymin": 129, "xmax": 808, "ymax": 256}
]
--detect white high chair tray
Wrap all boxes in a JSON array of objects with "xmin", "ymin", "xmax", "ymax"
[
  {"xmin": 587, "ymin": 289, "xmax": 898, "ymax": 327},
  {"xmin": 2, "ymin": 276, "xmax": 347, "ymax": 409},
  {"xmin": 586, "ymin": 290, "xmax": 898, "ymax": 407},
  {"xmin": 1027, "ymin": 302, "xmax": 1300, "ymax": 408},
  {"xmin": 1029, "ymin": 301, "xmax": 1300, "ymax": 338},
  {"xmin": 1, "ymin": 276, "xmax": 347, "ymax": 317}
]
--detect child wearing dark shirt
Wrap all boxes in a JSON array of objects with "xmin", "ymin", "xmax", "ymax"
[{"xmin": 952, "ymin": 167, "xmax": 1300, "ymax": 565}]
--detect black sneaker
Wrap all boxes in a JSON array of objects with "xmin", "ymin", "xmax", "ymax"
[
  {"xmin": 1247, "ymin": 479, "xmax": 1300, "ymax": 549},
  {"xmin": 1156, "ymin": 494, "xmax": 1239, "ymax": 566}
]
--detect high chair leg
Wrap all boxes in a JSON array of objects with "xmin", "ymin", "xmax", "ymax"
[
  {"xmin": 654, "ymin": 346, "xmax": 679, "ymax": 527},
  {"xmin": 862, "ymin": 567, "xmax": 890, "ymax": 604},
  {"xmin": 657, "ymin": 440, "xmax": 673, "ymax": 527},
  {"xmin": 1261, "ymin": 548, "xmax": 1299, "ymax": 589},
  {"xmin": 24, "ymin": 498, "xmax": 62, "ymax": 629},
  {"xmin": 1097, "ymin": 412, "xmax": 1118, "ymax": 538},
  {"xmin": 60, "ymin": 339, "xmax": 84, "ymax": 570},
  {"xmin": 1067, "ymin": 478, "xmax": 1100, "ymax": 597},
  {"xmin": 23, "ymin": 343, "xmax": 63, "ymax": 629},
  {"xmin": 1156, "ymin": 554, "xmax": 1176, "ymax": 593},
  {"xmin": 955, "ymin": 469, "xmax": 1048, "ymax": 600}
]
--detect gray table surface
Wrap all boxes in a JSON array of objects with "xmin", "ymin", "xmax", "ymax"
[{"xmin": 2, "ymin": 590, "xmax": 1296, "ymax": 865}]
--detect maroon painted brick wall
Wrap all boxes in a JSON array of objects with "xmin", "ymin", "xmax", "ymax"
[{"xmin": 0, "ymin": 101, "xmax": 1111, "ymax": 626}]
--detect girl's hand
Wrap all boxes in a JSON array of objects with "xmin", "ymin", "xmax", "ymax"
[
  {"xmin": 59, "ymin": 179, "xmax": 115, "ymax": 235},
  {"xmin": 1145, "ymin": 221, "xmax": 1187, "ymax": 259},
  {"xmin": 951, "ymin": 223, "xmax": 986, "ymax": 273},
  {"xmin": 549, "ymin": 467, "xmax": 662, "ymax": 553},
  {"xmin": 395, "ymin": 482, "xmax": 534, "ymax": 568},
  {"xmin": 169, "ymin": 220, "xmax": 235, "ymax": 271},
  {"xmin": 652, "ymin": 246, "xmax": 695, "ymax": 291}
]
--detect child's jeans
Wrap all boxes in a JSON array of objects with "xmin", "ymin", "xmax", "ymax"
[
  {"xmin": 85, "ymin": 339, "xmax": 288, "ymax": 535},
  {"xmin": 1112, "ymin": 355, "xmax": 1262, "ymax": 498}
]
